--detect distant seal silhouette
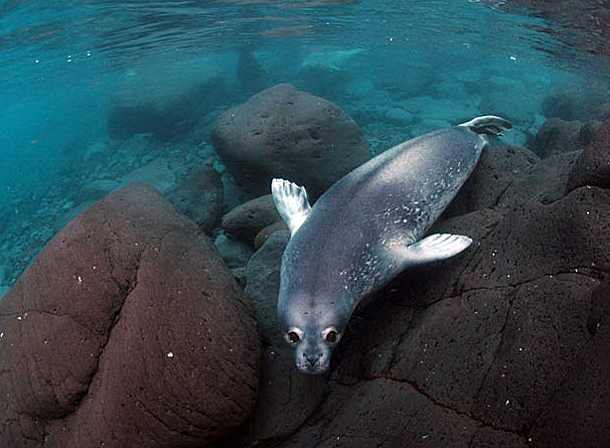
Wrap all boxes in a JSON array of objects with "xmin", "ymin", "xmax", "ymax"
[{"xmin": 272, "ymin": 115, "xmax": 512, "ymax": 374}]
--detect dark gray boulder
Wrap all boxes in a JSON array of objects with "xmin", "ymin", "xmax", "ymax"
[
  {"xmin": 566, "ymin": 116, "xmax": 610, "ymax": 192},
  {"xmin": 211, "ymin": 83, "xmax": 370, "ymax": 199},
  {"xmin": 531, "ymin": 117, "xmax": 583, "ymax": 158},
  {"xmin": 221, "ymin": 194, "xmax": 281, "ymax": 247}
]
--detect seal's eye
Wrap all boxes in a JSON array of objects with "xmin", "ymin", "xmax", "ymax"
[
  {"xmin": 325, "ymin": 330, "xmax": 338, "ymax": 343},
  {"xmin": 324, "ymin": 329, "xmax": 340, "ymax": 344},
  {"xmin": 287, "ymin": 331, "xmax": 300, "ymax": 343},
  {"xmin": 285, "ymin": 327, "xmax": 303, "ymax": 346}
]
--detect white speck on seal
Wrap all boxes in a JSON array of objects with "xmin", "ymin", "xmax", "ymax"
[{"xmin": 167, "ymin": 351, "xmax": 174, "ymax": 358}]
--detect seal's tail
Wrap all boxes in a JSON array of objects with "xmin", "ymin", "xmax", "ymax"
[{"xmin": 458, "ymin": 115, "xmax": 512, "ymax": 137}]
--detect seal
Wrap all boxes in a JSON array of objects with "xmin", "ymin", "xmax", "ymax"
[{"xmin": 272, "ymin": 115, "xmax": 512, "ymax": 374}]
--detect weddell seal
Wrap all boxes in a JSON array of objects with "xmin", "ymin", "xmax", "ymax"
[{"xmin": 271, "ymin": 115, "xmax": 512, "ymax": 374}]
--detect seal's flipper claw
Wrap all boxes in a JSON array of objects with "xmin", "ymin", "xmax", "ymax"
[
  {"xmin": 459, "ymin": 115, "xmax": 512, "ymax": 136},
  {"xmin": 271, "ymin": 178, "xmax": 312, "ymax": 235},
  {"xmin": 400, "ymin": 233, "xmax": 472, "ymax": 265}
]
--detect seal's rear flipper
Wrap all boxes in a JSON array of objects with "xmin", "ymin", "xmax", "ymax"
[
  {"xmin": 271, "ymin": 178, "xmax": 312, "ymax": 235},
  {"xmin": 398, "ymin": 233, "xmax": 473, "ymax": 265},
  {"xmin": 459, "ymin": 115, "xmax": 512, "ymax": 137}
]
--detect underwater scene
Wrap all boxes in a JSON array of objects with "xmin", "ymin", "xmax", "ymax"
[{"xmin": 1, "ymin": 0, "xmax": 609, "ymax": 446}]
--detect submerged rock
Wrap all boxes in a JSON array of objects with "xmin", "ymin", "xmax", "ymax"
[
  {"xmin": 211, "ymin": 83, "xmax": 370, "ymax": 199},
  {"xmin": 214, "ymin": 232, "xmax": 254, "ymax": 269},
  {"xmin": 0, "ymin": 182, "xmax": 260, "ymax": 448},
  {"xmin": 532, "ymin": 117, "xmax": 583, "ymax": 158},
  {"xmin": 221, "ymin": 194, "xmax": 281, "ymax": 247},
  {"xmin": 108, "ymin": 66, "xmax": 230, "ymax": 143},
  {"xmin": 541, "ymin": 81, "xmax": 610, "ymax": 122},
  {"xmin": 166, "ymin": 165, "xmax": 223, "ymax": 234}
]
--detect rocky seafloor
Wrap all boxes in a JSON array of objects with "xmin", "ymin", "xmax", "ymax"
[{"xmin": 1, "ymin": 63, "xmax": 610, "ymax": 447}]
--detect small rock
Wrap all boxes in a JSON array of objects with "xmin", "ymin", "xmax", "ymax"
[
  {"xmin": 222, "ymin": 195, "xmax": 281, "ymax": 247},
  {"xmin": 120, "ymin": 158, "xmax": 183, "ymax": 194},
  {"xmin": 254, "ymin": 221, "xmax": 287, "ymax": 250},
  {"xmin": 214, "ymin": 232, "xmax": 254, "ymax": 269},
  {"xmin": 384, "ymin": 107, "xmax": 414, "ymax": 125}
]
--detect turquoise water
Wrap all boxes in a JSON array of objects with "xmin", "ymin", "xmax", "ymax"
[{"xmin": 0, "ymin": 0, "xmax": 609, "ymax": 288}]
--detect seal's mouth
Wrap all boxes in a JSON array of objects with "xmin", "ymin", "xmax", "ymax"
[
  {"xmin": 294, "ymin": 346, "xmax": 332, "ymax": 374},
  {"xmin": 297, "ymin": 362, "xmax": 328, "ymax": 375}
]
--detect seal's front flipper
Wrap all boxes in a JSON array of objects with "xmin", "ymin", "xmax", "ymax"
[
  {"xmin": 459, "ymin": 115, "xmax": 512, "ymax": 137},
  {"xmin": 271, "ymin": 178, "xmax": 312, "ymax": 235},
  {"xmin": 399, "ymin": 233, "xmax": 473, "ymax": 265}
]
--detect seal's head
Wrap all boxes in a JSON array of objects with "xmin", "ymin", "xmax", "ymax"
[
  {"xmin": 283, "ymin": 322, "xmax": 342, "ymax": 374},
  {"xmin": 278, "ymin": 294, "xmax": 348, "ymax": 374}
]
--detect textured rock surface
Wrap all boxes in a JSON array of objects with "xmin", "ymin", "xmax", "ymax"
[
  {"xmin": 225, "ymin": 118, "xmax": 610, "ymax": 448},
  {"xmin": 254, "ymin": 221, "xmax": 287, "ymax": 250},
  {"xmin": 211, "ymin": 83, "xmax": 370, "ymax": 199},
  {"xmin": 443, "ymin": 145, "xmax": 540, "ymax": 218},
  {"xmin": 540, "ymin": 82, "xmax": 610, "ymax": 122},
  {"xmin": 0, "ymin": 182, "xmax": 260, "ymax": 448}
]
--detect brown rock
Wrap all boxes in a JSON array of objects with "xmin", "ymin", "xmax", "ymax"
[
  {"xmin": 318, "ymin": 379, "xmax": 483, "ymax": 447},
  {"xmin": 211, "ymin": 83, "xmax": 370, "ymax": 199},
  {"xmin": 576, "ymin": 119, "xmax": 603, "ymax": 148},
  {"xmin": 0, "ymin": 182, "xmax": 260, "ymax": 448},
  {"xmin": 471, "ymin": 274, "xmax": 596, "ymax": 431},
  {"xmin": 497, "ymin": 150, "xmax": 580, "ymax": 209}
]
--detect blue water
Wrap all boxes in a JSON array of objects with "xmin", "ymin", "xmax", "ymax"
[{"xmin": 1, "ymin": 0, "xmax": 609, "ymax": 288}]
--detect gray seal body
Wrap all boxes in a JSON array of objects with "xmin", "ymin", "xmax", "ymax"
[{"xmin": 272, "ymin": 116, "xmax": 512, "ymax": 374}]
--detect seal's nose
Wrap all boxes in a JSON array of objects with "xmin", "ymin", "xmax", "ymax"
[{"xmin": 304, "ymin": 353, "xmax": 320, "ymax": 367}]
